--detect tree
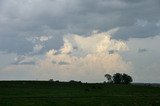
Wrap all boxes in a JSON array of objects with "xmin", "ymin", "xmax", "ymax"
[
  {"xmin": 49, "ymin": 79, "xmax": 54, "ymax": 82},
  {"xmin": 122, "ymin": 73, "xmax": 133, "ymax": 84},
  {"xmin": 113, "ymin": 73, "xmax": 123, "ymax": 84},
  {"xmin": 104, "ymin": 74, "xmax": 113, "ymax": 83},
  {"xmin": 104, "ymin": 73, "xmax": 133, "ymax": 84}
]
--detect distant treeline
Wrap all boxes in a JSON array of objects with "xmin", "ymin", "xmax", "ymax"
[{"xmin": 48, "ymin": 73, "xmax": 133, "ymax": 85}]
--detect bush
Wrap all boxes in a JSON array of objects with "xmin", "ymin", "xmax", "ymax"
[
  {"xmin": 69, "ymin": 80, "xmax": 82, "ymax": 84},
  {"xmin": 49, "ymin": 79, "xmax": 54, "ymax": 82}
]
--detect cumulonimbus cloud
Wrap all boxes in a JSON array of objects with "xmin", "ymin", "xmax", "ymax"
[{"xmin": 34, "ymin": 32, "xmax": 131, "ymax": 82}]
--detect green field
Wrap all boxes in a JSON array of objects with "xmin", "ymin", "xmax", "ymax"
[{"xmin": 0, "ymin": 81, "xmax": 160, "ymax": 106}]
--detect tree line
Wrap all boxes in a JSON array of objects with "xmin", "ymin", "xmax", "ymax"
[{"xmin": 105, "ymin": 73, "xmax": 133, "ymax": 84}]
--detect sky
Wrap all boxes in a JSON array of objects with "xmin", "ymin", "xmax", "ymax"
[{"xmin": 0, "ymin": 0, "xmax": 160, "ymax": 83}]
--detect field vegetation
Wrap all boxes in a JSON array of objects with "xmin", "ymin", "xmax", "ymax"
[{"xmin": 0, "ymin": 81, "xmax": 160, "ymax": 106}]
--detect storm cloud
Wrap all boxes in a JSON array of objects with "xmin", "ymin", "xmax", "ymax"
[{"xmin": 0, "ymin": 0, "xmax": 160, "ymax": 54}]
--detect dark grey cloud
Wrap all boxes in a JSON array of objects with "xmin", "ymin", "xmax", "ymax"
[
  {"xmin": 0, "ymin": 36, "xmax": 33, "ymax": 55},
  {"xmin": 138, "ymin": 48, "xmax": 148, "ymax": 53},
  {"xmin": 58, "ymin": 61, "xmax": 70, "ymax": 65},
  {"xmin": 0, "ymin": 0, "xmax": 160, "ymax": 54},
  {"xmin": 52, "ymin": 60, "xmax": 56, "ymax": 64},
  {"xmin": 109, "ymin": 50, "xmax": 115, "ymax": 54}
]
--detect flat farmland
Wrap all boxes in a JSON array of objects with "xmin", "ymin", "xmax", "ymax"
[{"xmin": 0, "ymin": 81, "xmax": 159, "ymax": 106}]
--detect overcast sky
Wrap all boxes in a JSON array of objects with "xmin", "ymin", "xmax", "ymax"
[{"xmin": 0, "ymin": 0, "xmax": 160, "ymax": 83}]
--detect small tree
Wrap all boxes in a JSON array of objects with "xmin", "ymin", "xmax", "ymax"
[
  {"xmin": 49, "ymin": 79, "xmax": 54, "ymax": 82},
  {"xmin": 122, "ymin": 73, "xmax": 133, "ymax": 84},
  {"xmin": 113, "ymin": 73, "xmax": 123, "ymax": 84},
  {"xmin": 104, "ymin": 74, "xmax": 113, "ymax": 83}
]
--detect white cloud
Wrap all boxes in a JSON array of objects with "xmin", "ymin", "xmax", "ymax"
[
  {"xmin": 46, "ymin": 49, "xmax": 57, "ymax": 57},
  {"xmin": 62, "ymin": 32, "xmax": 128, "ymax": 55},
  {"xmin": 0, "ymin": 32, "xmax": 131, "ymax": 82},
  {"xmin": 35, "ymin": 32, "xmax": 130, "ymax": 82},
  {"xmin": 12, "ymin": 55, "xmax": 37, "ymax": 65},
  {"xmin": 26, "ymin": 35, "xmax": 52, "ymax": 53},
  {"xmin": 33, "ymin": 44, "xmax": 43, "ymax": 53},
  {"xmin": 39, "ymin": 36, "xmax": 52, "ymax": 42},
  {"xmin": 26, "ymin": 35, "xmax": 52, "ymax": 43},
  {"xmin": 106, "ymin": 27, "xmax": 119, "ymax": 35},
  {"xmin": 60, "ymin": 38, "xmax": 73, "ymax": 54}
]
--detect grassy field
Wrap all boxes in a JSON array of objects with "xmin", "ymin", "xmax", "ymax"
[{"xmin": 0, "ymin": 81, "xmax": 160, "ymax": 106}]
